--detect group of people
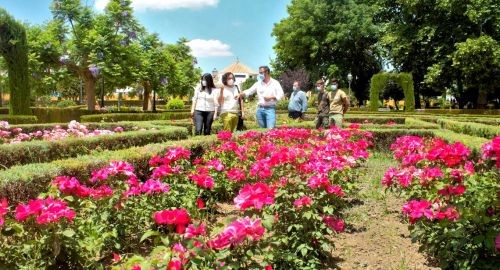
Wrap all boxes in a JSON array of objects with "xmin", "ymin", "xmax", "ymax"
[{"xmin": 190, "ymin": 65, "xmax": 349, "ymax": 135}]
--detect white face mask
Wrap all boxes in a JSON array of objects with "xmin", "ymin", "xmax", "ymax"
[
  {"xmin": 257, "ymin": 74, "xmax": 265, "ymax": 81},
  {"xmin": 227, "ymin": 79, "xmax": 234, "ymax": 86},
  {"xmin": 202, "ymin": 80, "xmax": 207, "ymax": 87}
]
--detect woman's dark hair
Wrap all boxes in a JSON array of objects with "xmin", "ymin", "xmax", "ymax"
[
  {"xmin": 221, "ymin": 72, "xmax": 235, "ymax": 86},
  {"xmin": 201, "ymin": 73, "xmax": 215, "ymax": 94}
]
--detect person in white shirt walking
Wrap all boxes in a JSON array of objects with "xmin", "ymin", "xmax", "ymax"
[
  {"xmin": 215, "ymin": 72, "xmax": 245, "ymax": 132},
  {"xmin": 287, "ymin": 81, "xmax": 308, "ymax": 119},
  {"xmin": 237, "ymin": 66, "xmax": 284, "ymax": 128},
  {"xmin": 191, "ymin": 73, "xmax": 218, "ymax": 135}
]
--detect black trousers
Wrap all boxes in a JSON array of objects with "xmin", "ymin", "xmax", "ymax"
[
  {"xmin": 194, "ymin": 110, "xmax": 215, "ymax": 135},
  {"xmin": 288, "ymin": 110, "xmax": 303, "ymax": 119}
]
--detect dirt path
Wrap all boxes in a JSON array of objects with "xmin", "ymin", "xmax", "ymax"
[{"xmin": 329, "ymin": 153, "xmax": 440, "ymax": 270}]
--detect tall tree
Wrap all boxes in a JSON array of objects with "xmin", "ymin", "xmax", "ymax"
[
  {"xmin": 0, "ymin": 8, "xmax": 30, "ymax": 115},
  {"xmin": 377, "ymin": 0, "xmax": 499, "ymax": 108},
  {"xmin": 47, "ymin": 0, "xmax": 141, "ymax": 110},
  {"xmin": 272, "ymin": 0, "xmax": 382, "ymax": 102}
]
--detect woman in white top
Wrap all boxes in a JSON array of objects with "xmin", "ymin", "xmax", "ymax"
[
  {"xmin": 191, "ymin": 73, "xmax": 218, "ymax": 135},
  {"xmin": 215, "ymin": 72, "xmax": 244, "ymax": 132}
]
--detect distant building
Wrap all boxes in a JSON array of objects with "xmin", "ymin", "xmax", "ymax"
[{"xmin": 215, "ymin": 59, "xmax": 258, "ymax": 88}]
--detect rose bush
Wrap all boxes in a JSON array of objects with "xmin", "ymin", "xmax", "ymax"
[
  {"xmin": 382, "ymin": 135, "xmax": 500, "ymax": 269},
  {"xmin": 0, "ymin": 126, "xmax": 372, "ymax": 269},
  {"xmin": 0, "ymin": 120, "xmax": 124, "ymax": 144}
]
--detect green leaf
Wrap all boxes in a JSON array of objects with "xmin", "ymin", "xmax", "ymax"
[
  {"xmin": 140, "ymin": 230, "xmax": 160, "ymax": 243},
  {"xmin": 62, "ymin": 229, "xmax": 75, "ymax": 238}
]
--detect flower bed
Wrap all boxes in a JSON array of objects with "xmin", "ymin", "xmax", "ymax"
[
  {"xmin": 0, "ymin": 121, "xmax": 188, "ymax": 170},
  {"xmin": 0, "ymin": 126, "xmax": 372, "ymax": 269},
  {"xmin": 382, "ymin": 135, "xmax": 500, "ymax": 269},
  {"xmin": 0, "ymin": 120, "xmax": 125, "ymax": 144}
]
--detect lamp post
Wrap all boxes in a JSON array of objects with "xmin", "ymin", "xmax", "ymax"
[{"xmin": 347, "ymin": 73, "xmax": 353, "ymax": 97}]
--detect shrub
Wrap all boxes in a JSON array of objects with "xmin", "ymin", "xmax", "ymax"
[
  {"xmin": 437, "ymin": 119, "xmax": 500, "ymax": 139},
  {"xmin": 0, "ymin": 126, "xmax": 188, "ymax": 169},
  {"xmin": 56, "ymin": 100, "xmax": 77, "ymax": 108},
  {"xmin": 81, "ymin": 112, "xmax": 191, "ymax": 123},
  {"xmin": 0, "ymin": 136, "xmax": 216, "ymax": 204},
  {"xmin": 275, "ymin": 99, "xmax": 289, "ymax": 110},
  {"xmin": 166, "ymin": 98, "xmax": 185, "ymax": 110},
  {"xmin": 382, "ymin": 136, "xmax": 500, "ymax": 269},
  {"xmin": 0, "ymin": 115, "xmax": 37, "ymax": 124}
]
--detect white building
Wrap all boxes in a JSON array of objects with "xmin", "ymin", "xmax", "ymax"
[{"xmin": 213, "ymin": 59, "xmax": 257, "ymax": 88}]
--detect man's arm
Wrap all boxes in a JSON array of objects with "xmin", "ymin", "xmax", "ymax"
[
  {"xmin": 265, "ymin": 80, "xmax": 284, "ymax": 101},
  {"xmin": 240, "ymin": 82, "xmax": 258, "ymax": 99}
]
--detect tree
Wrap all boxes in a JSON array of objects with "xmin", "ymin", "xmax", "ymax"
[
  {"xmin": 377, "ymin": 0, "xmax": 499, "ymax": 108},
  {"xmin": 277, "ymin": 68, "xmax": 312, "ymax": 97},
  {"xmin": 47, "ymin": 0, "xmax": 141, "ymax": 110},
  {"xmin": 0, "ymin": 8, "xmax": 31, "ymax": 115},
  {"xmin": 272, "ymin": 0, "xmax": 382, "ymax": 103},
  {"xmin": 163, "ymin": 38, "xmax": 200, "ymax": 98}
]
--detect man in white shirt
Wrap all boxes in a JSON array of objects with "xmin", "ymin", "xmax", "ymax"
[{"xmin": 237, "ymin": 66, "xmax": 284, "ymax": 128}]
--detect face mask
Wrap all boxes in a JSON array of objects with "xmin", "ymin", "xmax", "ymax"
[
  {"xmin": 257, "ymin": 74, "xmax": 265, "ymax": 81},
  {"xmin": 293, "ymin": 87, "xmax": 298, "ymax": 91},
  {"xmin": 227, "ymin": 79, "xmax": 234, "ymax": 86},
  {"xmin": 316, "ymin": 87, "xmax": 322, "ymax": 91},
  {"xmin": 202, "ymin": 80, "xmax": 207, "ymax": 87},
  {"xmin": 330, "ymin": 85, "xmax": 338, "ymax": 91}
]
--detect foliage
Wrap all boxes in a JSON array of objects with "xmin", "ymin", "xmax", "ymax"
[
  {"xmin": 370, "ymin": 72, "xmax": 415, "ymax": 111},
  {"xmin": 0, "ymin": 135, "xmax": 215, "ymax": 204},
  {"xmin": 81, "ymin": 112, "xmax": 191, "ymax": 122},
  {"xmin": 0, "ymin": 8, "xmax": 31, "ymax": 115},
  {"xmin": 241, "ymin": 77, "xmax": 257, "ymax": 91},
  {"xmin": 437, "ymin": 118, "xmax": 500, "ymax": 139},
  {"xmin": 275, "ymin": 99, "xmax": 289, "ymax": 110},
  {"xmin": 377, "ymin": 0, "xmax": 499, "ymax": 108},
  {"xmin": 0, "ymin": 115, "xmax": 37, "ymax": 124},
  {"xmin": 166, "ymin": 98, "xmax": 185, "ymax": 110},
  {"xmin": 56, "ymin": 100, "xmax": 77, "ymax": 108},
  {"xmin": 272, "ymin": 0, "xmax": 382, "ymax": 102},
  {"xmin": 277, "ymin": 67, "xmax": 312, "ymax": 97}
]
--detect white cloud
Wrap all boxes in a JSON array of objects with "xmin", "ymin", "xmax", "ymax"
[
  {"xmin": 95, "ymin": 0, "xmax": 219, "ymax": 11},
  {"xmin": 186, "ymin": 39, "xmax": 233, "ymax": 58}
]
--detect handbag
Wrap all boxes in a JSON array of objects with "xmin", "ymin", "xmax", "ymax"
[{"xmin": 235, "ymin": 85, "xmax": 245, "ymax": 131}]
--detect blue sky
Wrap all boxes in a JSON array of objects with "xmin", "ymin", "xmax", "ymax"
[{"xmin": 0, "ymin": 0, "xmax": 290, "ymax": 74}]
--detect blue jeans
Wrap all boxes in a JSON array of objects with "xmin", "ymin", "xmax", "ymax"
[{"xmin": 256, "ymin": 107, "xmax": 276, "ymax": 128}]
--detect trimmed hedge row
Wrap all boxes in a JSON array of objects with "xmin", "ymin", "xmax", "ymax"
[
  {"xmin": 81, "ymin": 112, "xmax": 191, "ymax": 122},
  {"xmin": 0, "ymin": 115, "xmax": 38, "ymax": 124},
  {"xmin": 437, "ymin": 118, "xmax": 499, "ymax": 139},
  {"xmin": 344, "ymin": 116, "xmax": 406, "ymax": 124},
  {"xmin": 0, "ymin": 136, "xmax": 216, "ymax": 204},
  {"xmin": 0, "ymin": 126, "xmax": 188, "ymax": 169},
  {"xmin": 31, "ymin": 107, "xmax": 101, "ymax": 123}
]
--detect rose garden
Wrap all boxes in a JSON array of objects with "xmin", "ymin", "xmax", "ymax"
[{"xmin": 1, "ymin": 0, "xmax": 499, "ymax": 269}]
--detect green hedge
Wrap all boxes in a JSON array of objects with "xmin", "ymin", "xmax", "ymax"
[
  {"xmin": 81, "ymin": 112, "xmax": 191, "ymax": 122},
  {"xmin": 0, "ymin": 126, "xmax": 188, "ymax": 169},
  {"xmin": 416, "ymin": 109, "xmax": 499, "ymax": 115},
  {"xmin": 31, "ymin": 107, "xmax": 101, "ymax": 123},
  {"xmin": 437, "ymin": 119, "xmax": 500, "ymax": 139},
  {"xmin": 344, "ymin": 116, "xmax": 406, "ymax": 124},
  {"xmin": 0, "ymin": 115, "xmax": 38, "ymax": 124},
  {"xmin": 0, "ymin": 136, "xmax": 216, "ymax": 204}
]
